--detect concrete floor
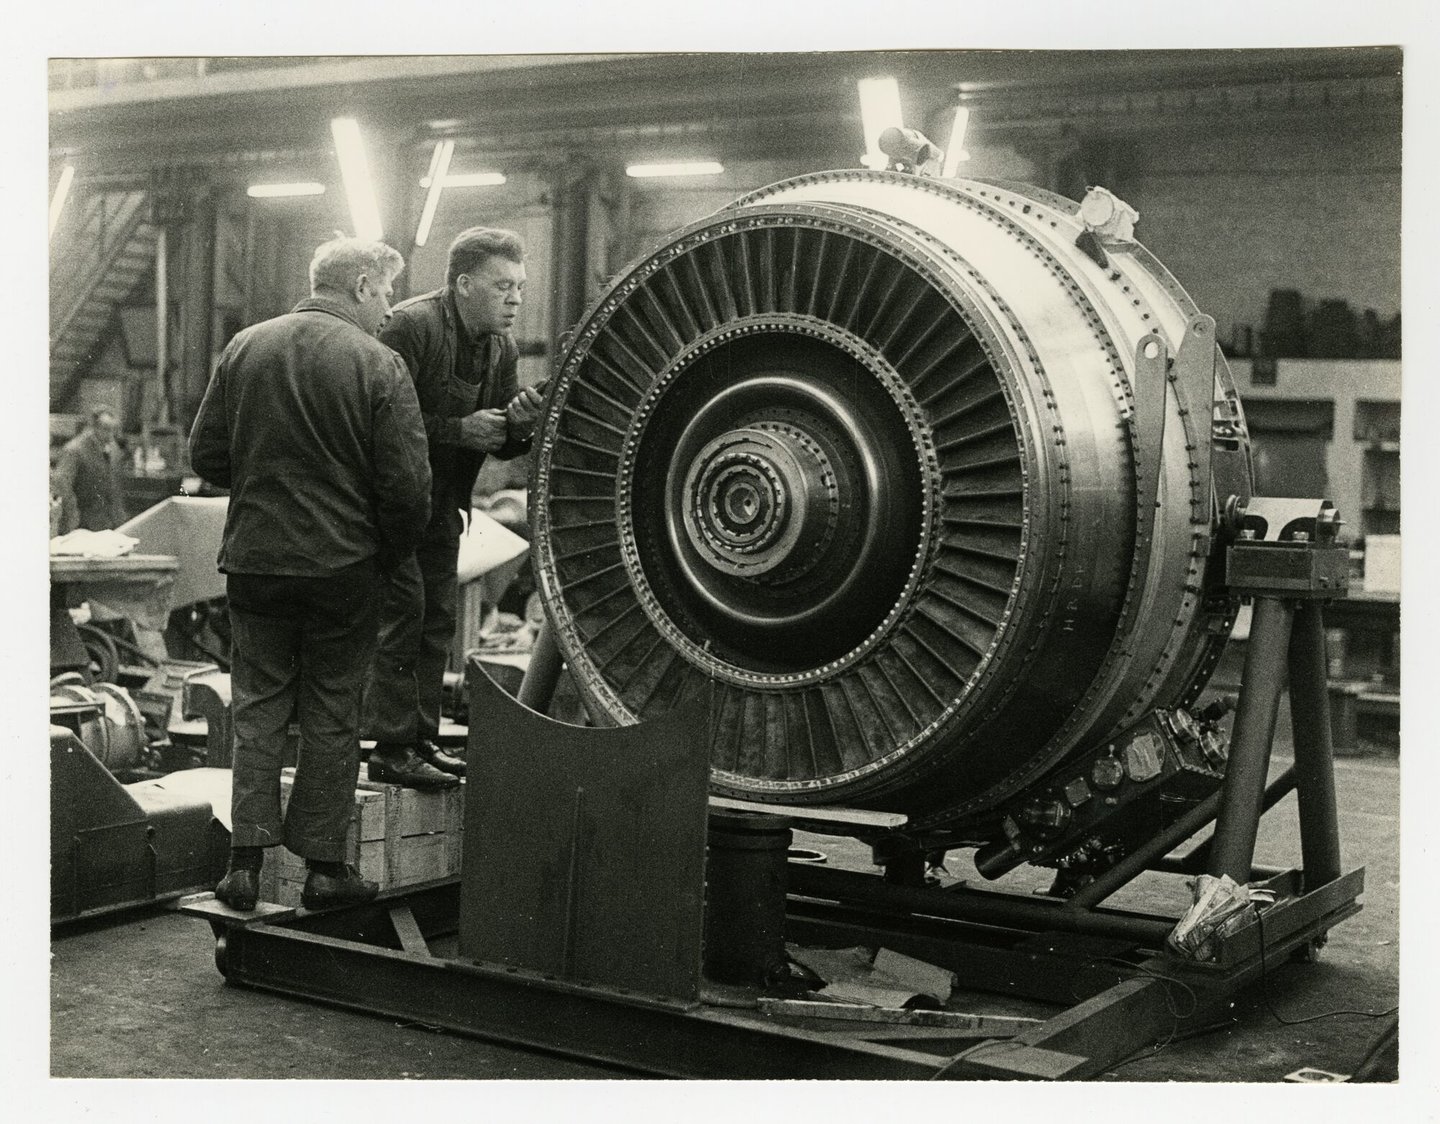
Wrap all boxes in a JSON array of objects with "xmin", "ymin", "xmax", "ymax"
[{"xmin": 49, "ymin": 751, "xmax": 1400, "ymax": 1084}]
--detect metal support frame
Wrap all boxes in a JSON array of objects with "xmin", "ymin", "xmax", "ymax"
[
  {"xmin": 1208, "ymin": 498, "xmax": 1348, "ymax": 891},
  {"xmin": 182, "ymin": 849, "xmax": 1361, "ymax": 1079},
  {"xmin": 181, "ymin": 499, "xmax": 1362, "ymax": 1078},
  {"xmin": 1210, "ymin": 598, "xmax": 1294, "ymax": 880},
  {"xmin": 1289, "ymin": 602, "xmax": 1343, "ymax": 890}
]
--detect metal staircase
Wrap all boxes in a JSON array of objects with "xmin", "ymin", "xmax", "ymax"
[{"xmin": 49, "ymin": 190, "xmax": 159, "ymax": 411}]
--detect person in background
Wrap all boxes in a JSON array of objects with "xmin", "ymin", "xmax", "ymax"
[
  {"xmin": 362, "ymin": 226, "xmax": 544, "ymax": 790},
  {"xmin": 189, "ymin": 236, "xmax": 432, "ymax": 911},
  {"xmin": 53, "ymin": 406, "xmax": 126, "ymax": 530}
]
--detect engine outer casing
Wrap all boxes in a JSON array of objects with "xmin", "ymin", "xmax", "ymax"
[{"xmin": 530, "ymin": 171, "xmax": 1251, "ymax": 828}]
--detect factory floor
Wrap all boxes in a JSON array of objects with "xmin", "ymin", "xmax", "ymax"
[{"xmin": 49, "ymin": 749, "xmax": 1401, "ymax": 1085}]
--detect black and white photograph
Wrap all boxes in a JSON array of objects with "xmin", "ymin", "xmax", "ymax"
[{"xmin": 14, "ymin": 1, "xmax": 1437, "ymax": 1115}]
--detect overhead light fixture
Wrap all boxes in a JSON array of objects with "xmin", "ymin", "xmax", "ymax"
[
  {"xmin": 942, "ymin": 107, "xmax": 971, "ymax": 178},
  {"xmin": 625, "ymin": 161, "xmax": 725, "ymax": 179},
  {"xmin": 48, "ymin": 164, "xmax": 75, "ymax": 241},
  {"xmin": 418, "ymin": 171, "xmax": 506, "ymax": 188},
  {"xmin": 246, "ymin": 182, "xmax": 326, "ymax": 198},
  {"xmin": 413, "ymin": 139, "xmax": 455, "ymax": 248},
  {"xmin": 857, "ymin": 76, "xmax": 903, "ymax": 170},
  {"xmin": 330, "ymin": 117, "xmax": 384, "ymax": 240}
]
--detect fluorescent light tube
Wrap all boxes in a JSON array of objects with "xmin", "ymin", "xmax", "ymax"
[
  {"xmin": 942, "ymin": 108, "xmax": 971, "ymax": 177},
  {"xmin": 49, "ymin": 164, "xmax": 75, "ymax": 240},
  {"xmin": 330, "ymin": 117, "xmax": 384, "ymax": 240},
  {"xmin": 418, "ymin": 171, "xmax": 506, "ymax": 188},
  {"xmin": 625, "ymin": 161, "xmax": 725, "ymax": 178},
  {"xmin": 857, "ymin": 77, "xmax": 903, "ymax": 170},
  {"xmin": 414, "ymin": 140, "xmax": 454, "ymax": 248}
]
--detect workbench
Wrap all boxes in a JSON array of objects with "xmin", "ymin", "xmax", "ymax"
[{"xmin": 50, "ymin": 553, "xmax": 179, "ymax": 673}]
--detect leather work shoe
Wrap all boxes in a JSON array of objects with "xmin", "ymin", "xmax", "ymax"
[
  {"xmin": 300, "ymin": 865, "xmax": 379, "ymax": 910},
  {"xmin": 415, "ymin": 738, "xmax": 466, "ymax": 777},
  {"xmin": 367, "ymin": 747, "xmax": 460, "ymax": 790},
  {"xmin": 214, "ymin": 868, "xmax": 259, "ymax": 911}
]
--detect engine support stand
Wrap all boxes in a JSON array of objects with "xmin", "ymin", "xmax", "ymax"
[{"xmin": 179, "ymin": 498, "xmax": 1362, "ymax": 1079}]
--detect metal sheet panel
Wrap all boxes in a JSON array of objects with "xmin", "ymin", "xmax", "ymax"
[{"xmin": 457, "ymin": 664, "xmax": 712, "ymax": 1001}]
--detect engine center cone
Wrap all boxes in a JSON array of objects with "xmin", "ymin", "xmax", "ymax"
[
  {"xmin": 532, "ymin": 170, "xmax": 1252, "ymax": 827},
  {"xmin": 681, "ymin": 425, "xmax": 838, "ymax": 583}
]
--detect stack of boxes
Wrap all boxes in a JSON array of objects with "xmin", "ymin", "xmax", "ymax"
[{"xmin": 259, "ymin": 767, "xmax": 464, "ymax": 908}]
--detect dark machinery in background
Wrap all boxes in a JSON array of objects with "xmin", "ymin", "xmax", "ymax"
[
  {"xmin": 186, "ymin": 162, "xmax": 1363, "ymax": 1080},
  {"xmin": 50, "ymin": 496, "xmax": 238, "ymax": 923}
]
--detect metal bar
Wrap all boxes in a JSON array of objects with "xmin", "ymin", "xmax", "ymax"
[
  {"xmin": 1063, "ymin": 791, "xmax": 1226, "ymax": 910},
  {"xmin": 1171, "ymin": 314, "xmax": 1219, "ymax": 525},
  {"xmin": 1151, "ymin": 857, "xmax": 1289, "ymax": 880},
  {"xmin": 516, "ymin": 620, "xmax": 563, "ymax": 715},
  {"xmin": 1129, "ymin": 332, "xmax": 1169, "ymax": 620},
  {"xmin": 936, "ymin": 977, "xmax": 1174, "ymax": 1080},
  {"xmin": 154, "ymin": 224, "xmax": 168, "ymax": 429},
  {"xmin": 213, "ymin": 920, "xmax": 955, "ymax": 1079},
  {"xmin": 784, "ymin": 903, "xmax": 1144, "ymax": 1005},
  {"xmin": 1209, "ymin": 596, "xmax": 1295, "ymax": 880},
  {"xmin": 707, "ymin": 796, "xmax": 905, "ymax": 828},
  {"xmin": 757, "ymin": 998, "xmax": 1040, "ymax": 1035},
  {"xmin": 788, "ymin": 863, "xmax": 1175, "ymax": 944},
  {"xmin": 1288, "ymin": 602, "xmax": 1344, "ymax": 890},
  {"xmin": 1156, "ymin": 766, "xmax": 1298, "ymax": 874}
]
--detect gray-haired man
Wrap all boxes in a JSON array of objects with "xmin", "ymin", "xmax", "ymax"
[{"xmin": 190, "ymin": 236, "xmax": 433, "ymax": 910}]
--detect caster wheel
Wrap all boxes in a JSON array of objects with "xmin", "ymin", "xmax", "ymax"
[{"xmin": 1289, "ymin": 935, "xmax": 1326, "ymax": 964}]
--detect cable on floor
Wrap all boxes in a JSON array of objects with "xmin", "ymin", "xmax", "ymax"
[{"xmin": 1252, "ymin": 905, "xmax": 1399, "ymax": 1026}]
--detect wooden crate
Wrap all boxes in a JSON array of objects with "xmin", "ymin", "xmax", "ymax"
[{"xmin": 258, "ymin": 768, "xmax": 464, "ymax": 907}]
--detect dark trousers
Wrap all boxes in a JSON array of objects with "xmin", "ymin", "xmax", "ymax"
[
  {"xmin": 362, "ymin": 533, "xmax": 460, "ymax": 745},
  {"xmin": 227, "ymin": 560, "xmax": 380, "ymax": 861}
]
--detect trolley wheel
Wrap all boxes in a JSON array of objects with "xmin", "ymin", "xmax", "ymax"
[
  {"xmin": 213, "ymin": 929, "xmax": 231, "ymax": 977},
  {"xmin": 1289, "ymin": 935, "xmax": 1327, "ymax": 963}
]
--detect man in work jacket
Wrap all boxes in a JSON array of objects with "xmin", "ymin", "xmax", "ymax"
[
  {"xmin": 53, "ymin": 406, "xmax": 126, "ymax": 530},
  {"xmin": 362, "ymin": 226, "xmax": 544, "ymax": 789},
  {"xmin": 189, "ymin": 236, "xmax": 432, "ymax": 911}
]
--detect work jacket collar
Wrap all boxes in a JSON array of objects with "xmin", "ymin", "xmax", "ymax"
[
  {"xmin": 292, "ymin": 294, "xmax": 370, "ymax": 333},
  {"xmin": 445, "ymin": 287, "xmax": 475, "ymax": 343}
]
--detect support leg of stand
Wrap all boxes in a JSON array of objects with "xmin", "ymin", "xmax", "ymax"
[
  {"xmin": 882, "ymin": 851, "xmax": 928, "ymax": 887},
  {"xmin": 517, "ymin": 620, "xmax": 563, "ymax": 716},
  {"xmin": 1209, "ymin": 596, "xmax": 1294, "ymax": 882},
  {"xmin": 1288, "ymin": 602, "xmax": 1343, "ymax": 890},
  {"xmin": 1155, "ymin": 765, "xmax": 1297, "ymax": 874}
]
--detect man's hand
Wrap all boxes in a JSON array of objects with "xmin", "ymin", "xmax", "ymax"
[
  {"xmin": 457, "ymin": 408, "xmax": 509, "ymax": 453},
  {"xmin": 505, "ymin": 386, "xmax": 545, "ymax": 439}
]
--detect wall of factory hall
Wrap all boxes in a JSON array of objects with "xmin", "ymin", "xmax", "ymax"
[
  {"xmin": 616, "ymin": 122, "xmax": 1400, "ymax": 362},
  {"xmin": 1113, "ymin": 123, "xmax": 1401, "ymax": 352},
  {"xmin": 169, "ymin": 111, "xmax": 1401, "ymax": 494}
]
